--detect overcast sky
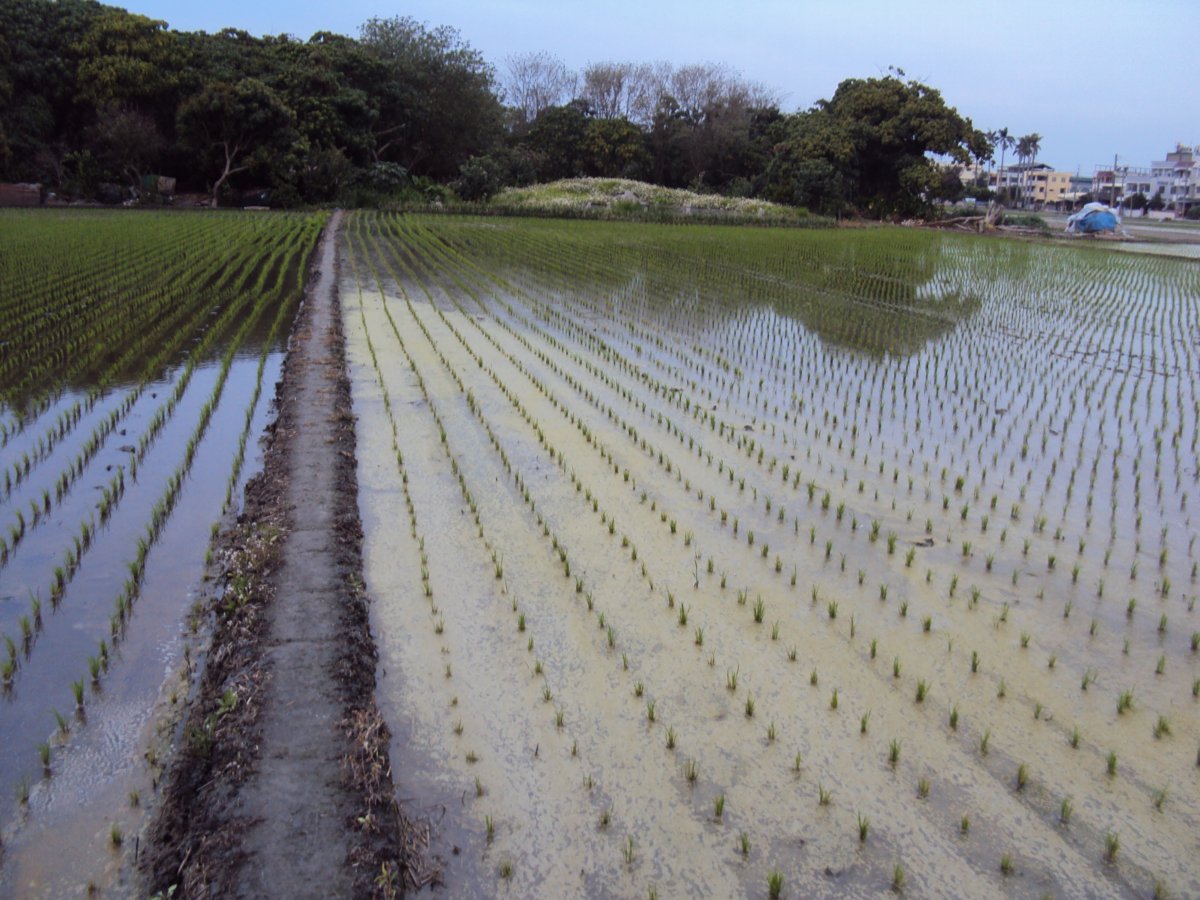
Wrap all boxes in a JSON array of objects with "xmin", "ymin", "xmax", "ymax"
[{"xmin": 124, "ymin": 0, "xmax": 1198, "ymax": 175}]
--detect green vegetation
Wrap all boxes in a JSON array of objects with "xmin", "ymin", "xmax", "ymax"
[
  {"xmin": 0, "ymin": 208, "xmax": 319, "ymax": 826},
  {"xmin": 5, "ymin": 1, "xmax": 986, "ymax": 217}
]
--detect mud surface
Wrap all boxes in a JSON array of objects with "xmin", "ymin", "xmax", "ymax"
[{"xmin": 142, "ymin": 212, "xmax": 409, "ymax": 898}]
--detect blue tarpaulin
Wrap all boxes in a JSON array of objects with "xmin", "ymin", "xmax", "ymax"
[{"xmin": 1066, "ymin": 203, "xmax": 1121, "ymax": 234}]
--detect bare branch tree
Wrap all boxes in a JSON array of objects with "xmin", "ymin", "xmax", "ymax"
[{"xmin": 504, "ymin": 52, "xmax": 576, "ymax": 128}]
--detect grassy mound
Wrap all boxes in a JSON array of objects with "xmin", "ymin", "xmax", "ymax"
[{"xmin": 488, "ymin": 178, "xmax": 830, "ymax": 227}]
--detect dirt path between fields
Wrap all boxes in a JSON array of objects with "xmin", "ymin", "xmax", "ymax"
[{"xmin": 142, "ymin": 211, "xmax": 418, "ymax": 898}]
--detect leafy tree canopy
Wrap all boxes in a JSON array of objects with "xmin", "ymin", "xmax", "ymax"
[
  {"xmin": 764, "ymin": 73, "xmax": 988, "ymax": 217},
  {"xmin": 0, "ymin": 3, "xmax": 994, "ymax": 215}
]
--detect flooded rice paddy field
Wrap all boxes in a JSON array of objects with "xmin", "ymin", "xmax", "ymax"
[
  {"xmin": 0, "ymin": 209, "xmax": 322, "ymax": 894},
  {"xmin": 343, "ymin": 213, "xmax": 1199, "ymax": 898}
]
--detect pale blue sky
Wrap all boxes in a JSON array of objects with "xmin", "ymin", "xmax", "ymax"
[{"xmin": 123, "ymin": 0, "xmax": 1198, "ymax": 175}]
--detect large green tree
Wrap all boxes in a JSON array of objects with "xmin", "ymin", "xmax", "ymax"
[
  {"xmin": 358, "ymin": 16, "xmax": 502, "ymax": 178},
  {"xmin": 73, "ymin": 8, "xmax": 181, "ymax": 108},
  {"xmin": 764, "ymin": 73, "xmax": 988, "ymax": 217},
  {"xmin": 524, "ymin": 101, "xmax": 591, "ymax": 180},
  {"xmin": 176, "ymin": 77, "xmax": 294, "ymax": 206},
  {"xmin": 581, "ymin": 116, "xmax": 649, "ymax": 178}
]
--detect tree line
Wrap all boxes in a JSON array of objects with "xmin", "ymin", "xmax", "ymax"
[{"xmin": 0, "ymin": 0, "xmax": 997, "ymax": 216}]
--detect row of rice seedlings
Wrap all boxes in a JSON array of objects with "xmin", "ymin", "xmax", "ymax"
[
  {"xmin": 0, "ymin": 218, "xmax": 317, "ymax": 593},
  {"xmin": 494, "ymin": 217, "xmax": 1190, "ymax": 624},
  {"xmin": 436, "ymin": 214, "xmax": 1195, "ymax": 744},
  {"xmin": 432, "ymin": 229, "xmax": 1113, "ymax": 892},
  {"xmin": 344, "ymin": 252, "xmax": 664, "ymax": 886},
  {"xmin": 367, "ymin": 220, "xmax": 995, "ymax": 884},
  {"xmin": 3, "ymin": 223, "xmax": 318, "ymax": 808},
  {"xmin": 66, "ymin": 242, "xmax": 305, "ymax": 704},
  {"xmin": 0, "ymin": 218, "xmax": 288, "ymax": 499},
  {"xmin": 0, "ymin": 212, "xmax": 315, "ymax": 424},
  {"xmin": 350, "ymin": 228, "xmax": 771, "ymax": 883},
  {"xmin": 386, "ymin": 217, "xmax": 1200, "ymax": 897},
  {"xmin": 451, "ymin": 217, "xmax": 1190, "ymax": 648},
  {"xmin": 0, "ymin": 238, "xmax": 303, "ymax": 680},
  {"xmin": 399, "ymin": 222, "xmax": 1146, "ymax": 791}
]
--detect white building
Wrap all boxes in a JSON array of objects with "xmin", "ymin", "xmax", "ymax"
[
  {"xmin": 1092, "ymin": 144, "xmax": 1198, "ymax": 214},
  {"xmin": 1149, "ymin": 145, "xmax": 1198, "ymax": 214}
]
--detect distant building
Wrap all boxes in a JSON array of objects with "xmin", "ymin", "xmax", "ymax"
[
  {"xmin": 987, "ymin": 163, "xmax": 1073, "ymax": 209},
  {"xmin": 1149, "ymin": 145, "xmax": 1198, "ymax": 214},
  {"xmin": 1023, "ymin": 167, "xmax": 1073, "ymax": 208},
  {"xmin": 1091, "ymin": 166, "xmax": 1150, "ymax": 207},
  {"xmin": 1092, "ymin": 144, "xmax": 1198, "ymax": 214}
]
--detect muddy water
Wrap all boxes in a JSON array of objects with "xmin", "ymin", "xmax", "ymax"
[
  {"xmin": 0, "ymin": 351, "xmax": 284, "ymax": 895},
  {"xmin": 346, "ymin": 217, "xmax": 1199, "ymax": 898}
]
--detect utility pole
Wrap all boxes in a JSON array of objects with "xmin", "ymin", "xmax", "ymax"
[{"xmin": 1112, "ymin": 153, "xmax": 1121, "ymax": 213}]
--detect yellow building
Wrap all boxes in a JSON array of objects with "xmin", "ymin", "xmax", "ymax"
[{"xmin": 1024, "ymin": 168, "xmax": 1072, "ymax": 207}]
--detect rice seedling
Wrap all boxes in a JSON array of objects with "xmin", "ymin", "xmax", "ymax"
[
  {"xmin": 1104, "ymin": 831, "xmax": 1120, "ymax": 864},
  {"xmin": 1107, "ymin": 750, "xmax": 1118, "ymax": 777},
  {"xmin": 889, "ymin": 738, "xmax": 901, "ymax": 768},
  {"xmin": 1117, "ymin": 689, "xmax": 1134, "ymax": 714},
  {"xmin": 1153, "ymin": 786, "xmax": 1168, "ymax": 811},
  {"xmin": 892, "ymin": 863, "xmax": 906, "ymax": 892},
  {"xmin": 858, "ymin": 812, "xmax": 870, "ymax": 842}
]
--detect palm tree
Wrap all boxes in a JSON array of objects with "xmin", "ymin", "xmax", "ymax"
[
  {"xmin": 1016, "ymin": 133, "xmax": 1042, "ymax": 208},
  {"xmin": 992, "ymin": 128, "xmax": 1015, "ymax": 206},
  {"xmin": 1026, "ymin": 133, "xmax": 1042, "ymax": 207}
]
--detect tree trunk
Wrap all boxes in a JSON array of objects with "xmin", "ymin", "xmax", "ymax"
[{"xmin": 211, "ymin": 142, "xmax": 245, "ymax": 209}]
